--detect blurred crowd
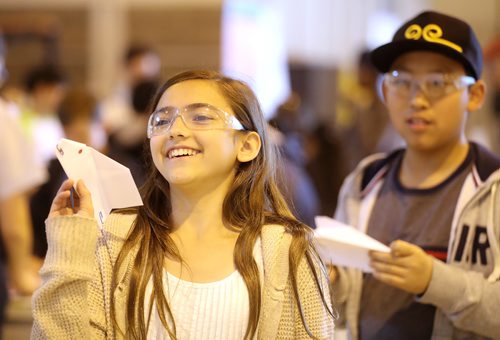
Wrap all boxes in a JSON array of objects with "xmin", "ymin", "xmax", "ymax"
[{"xmin": 0, "ymin": 38, "xmax": 162, "ymax": 334}]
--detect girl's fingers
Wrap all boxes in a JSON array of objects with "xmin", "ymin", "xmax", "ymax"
[
  {"xmin": 56, "ymin": 179, "xmax": 74, "ymax": 195},
  {"xmin": 75, "ymin": 180, "xmax": 94, "ymax": 218},
  {"xmin": 72, "ymin": 191, "xmax": 80, "ymax": 210},
  {"xmin": 49, "ymin": 188, "xmax": 72, "ymax": 217},
  {"xmin": 48, "ymin": 179, "xmax": 95, "ymax": 219}
]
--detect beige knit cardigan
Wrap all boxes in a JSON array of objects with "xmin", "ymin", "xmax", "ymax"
[{"xmin": 31, "ymin": 213, "xmax": 334, "ymax": 339}]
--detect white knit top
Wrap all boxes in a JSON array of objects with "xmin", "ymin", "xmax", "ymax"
[{"xmin": 145, "ymin": 239, "xmax": 263, "ymax": 340}]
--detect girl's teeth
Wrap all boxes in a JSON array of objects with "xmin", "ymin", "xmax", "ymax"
[{"xmin": 168, "ymin": 148, "xmax": 199, "ymax": 158}]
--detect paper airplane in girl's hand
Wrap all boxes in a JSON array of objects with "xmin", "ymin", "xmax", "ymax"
[
  {"xmin": 55, "ymin": 138, "xmax": 143, "ymax": 227},
  {"xmin": 314, "ymin": 216, "xmax": 390, "ymax": 272}
]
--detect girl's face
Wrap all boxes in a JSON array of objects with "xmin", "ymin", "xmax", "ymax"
[{"xmin": 149, "ymin": 80, "xmax": 244, "ymax": 190}]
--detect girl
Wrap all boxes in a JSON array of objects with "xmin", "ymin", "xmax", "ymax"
[{"xmin": 31, "ymin": 70, "xmax": 334, "ymax": 339}]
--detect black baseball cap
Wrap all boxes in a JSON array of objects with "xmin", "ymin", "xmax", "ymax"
[{"xmin": 370, "ymin": 11, "xmax": 483, "ymax": 80}]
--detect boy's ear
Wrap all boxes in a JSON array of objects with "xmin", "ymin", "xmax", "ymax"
[
  {"xmin": 467, "ymin": 80, "xmax": 486, "ymax": 112},
  {"xmin": 237, "ymin": 131, "xmax": 261, "ymax": 163},
  {"xmin": 381, "ymin": 84, "xmax": 388, "ymax": 103},
  {"xmin": 377, "ymin": 74, "xmax": 387, "ymax": 103}
]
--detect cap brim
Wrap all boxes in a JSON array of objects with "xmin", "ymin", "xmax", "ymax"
[{"xmin": 370, "ymin": 40, "xmax": 478, "ymax": 79}]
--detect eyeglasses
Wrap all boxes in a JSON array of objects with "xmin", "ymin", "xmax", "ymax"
[
  {"xmin": 383, "ymin": 70, "xmax": 476, "ymax": 101},
  {"xmin": 147, "ymin": 103, "xmax": 246, "ymax": 138}
]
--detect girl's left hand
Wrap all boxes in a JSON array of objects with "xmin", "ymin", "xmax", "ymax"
[{"xmin": 369, "ymin": 240, "xmax": 433, "ymax": 295}]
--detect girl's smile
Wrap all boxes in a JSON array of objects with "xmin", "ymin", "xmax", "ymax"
[{"xmin": 166, "ymin": 146, "xmax": 201, "ymax": 159}]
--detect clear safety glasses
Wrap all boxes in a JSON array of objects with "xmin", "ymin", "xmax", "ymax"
[
  {"xmin": 383, "ymin": 70, "xmax": 476, "ymax": 101},
  {"xmin": 147, "ymin": 103, "xmax": 245, "ymax": 138}
]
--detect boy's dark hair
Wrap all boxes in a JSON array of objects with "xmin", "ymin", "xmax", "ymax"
[
  {"xmin": 370, "ymin": 11, "xmax": 483, "ymax": 79},
  {"xmin": 24, "ymin": 64, "xmax": 66, "ymax": 92}
]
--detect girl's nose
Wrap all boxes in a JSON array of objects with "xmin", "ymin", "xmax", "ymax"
[{"xmin": 167, "ymin": 114, "xmax": 189, "ymax": 138}]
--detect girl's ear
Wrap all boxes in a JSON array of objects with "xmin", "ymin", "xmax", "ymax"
[
  {"xmin": 237, "ymin": 131, "xmax": 261, "ymax": 163},
  {"xmin": 467, "ymin": 80, "xmax": 486, "ymax": 112}
]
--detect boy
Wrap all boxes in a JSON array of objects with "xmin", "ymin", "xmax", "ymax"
[{"xmin": 334, "ymin": 11, "xmax": 500, "ymax": 339}]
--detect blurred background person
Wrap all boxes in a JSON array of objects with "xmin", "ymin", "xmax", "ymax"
[
  {"xmin": 0, "ymin": 31, "xmax": 46, "ymax": 336},
  {"xmin": 18, "ymin": 64, "xmax": 67, "ymax": 169},
  {"xmin": 335, "ymin": 50, "xmax": 404, "ymax": 171},
  {"xmin": 485, "ymin": 36, "xmax": 500, "ymax": 117},
  {"xmin": 29, "ymin": 86, "xmax": 98, "ymax": 266},
  {"xmin": 484, "ymin": 36, "xmax": 500, "ymax": 153},
  {"xmin": 305, "ymin": 123, "xmax": 346, "ymax": 217},
  {"xmin": 269, "ymin": 92, "xmax": 320, "ymax": 227},
  {"xmin": 107, "ymin": 79, "xmax": 159, "ymax": 187},
  {"xmin": 99, "ymin": 44, "xmax": 161, "ymax": 137}
]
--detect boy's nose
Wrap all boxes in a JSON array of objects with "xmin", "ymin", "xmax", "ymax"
[{"xmin": 409, "ymin": 88, "xmax": 431, "ymax": 111}]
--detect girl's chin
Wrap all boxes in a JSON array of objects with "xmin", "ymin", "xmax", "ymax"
[{"xmin": 165, "ymin": 176, "xmax": 195, "ymax": 186}]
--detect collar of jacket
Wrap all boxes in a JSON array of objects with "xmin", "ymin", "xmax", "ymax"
[{"xmin": 360, "ymin": 142, "xmax": 500, "ymax": 195}]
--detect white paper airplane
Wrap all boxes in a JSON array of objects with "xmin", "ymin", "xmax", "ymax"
[
  {"xmin": 55, "ymin": 138, "xmax": 143, "ymax": 226},
  {"xmin": 314, "ymin": 216, "xmax": 390, "ymax": 272}
]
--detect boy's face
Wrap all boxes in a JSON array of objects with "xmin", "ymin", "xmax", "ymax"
[{"xmin": 382, "ymin": 51, "xmax": 478, "ymax": 152}]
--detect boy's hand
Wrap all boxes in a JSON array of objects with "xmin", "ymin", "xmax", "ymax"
[
  {"xmin": 49, "ymin": 179, "xmax": 94, "ymax": 219},
  {"xmin": 369, "ymin": 240, "xmax": 433, "ymax": 295}
]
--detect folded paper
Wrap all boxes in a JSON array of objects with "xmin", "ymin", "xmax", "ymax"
[
  {"xmin": 55, "ymin": 138, "xmax": 143, "ymax": 226},
  {"xmin": 314, "ymin": 216, "xmax": 390, "ymax": 272}
]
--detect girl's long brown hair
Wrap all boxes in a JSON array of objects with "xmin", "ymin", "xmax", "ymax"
[{"xmin": 110, "ymin": 70, "xmax": 333, "ymax": 339}]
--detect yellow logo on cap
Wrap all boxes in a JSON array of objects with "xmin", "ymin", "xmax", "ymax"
[{"xmin": 404, "ymin": 24, "xmax": 463, "ymax": 53}]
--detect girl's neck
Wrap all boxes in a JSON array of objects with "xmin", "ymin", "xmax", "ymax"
[
  {"xmin": 399, "ymin": 140, "xmax": 469, "ymax": 189},
  {"xmin": 165, "ymin": 175, "xmax": 240, "ymax": 283},
  {"xmin": 169, "ymin": 175, "xmax": 235, "ymax": 238}
]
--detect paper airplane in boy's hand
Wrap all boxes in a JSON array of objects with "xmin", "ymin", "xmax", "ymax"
[
  {"xmin": 55, "ymin": 138, "xmax": 143, "ymax": 226},
  {"xmin": 314, "ymin": 216, "xmax": 390, "ymax": 272}
]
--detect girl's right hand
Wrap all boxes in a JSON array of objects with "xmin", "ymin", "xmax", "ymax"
[{"xmin": 49, "ymin": 179, "xmax": 94, "ymax": 219}]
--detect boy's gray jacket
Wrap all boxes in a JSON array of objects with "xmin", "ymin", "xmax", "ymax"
[{"xmin": 334, "ymin": 143, "xmax": 500, "ymax": 340}]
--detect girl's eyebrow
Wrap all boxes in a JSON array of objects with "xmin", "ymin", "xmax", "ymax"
[
  {"xmin": 154, "ymin": 102, "xmax": 213, "ymax": 112},
  {"xmin": 188, "ymin": 102, "xmax": 213, "ymax": 108}
]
